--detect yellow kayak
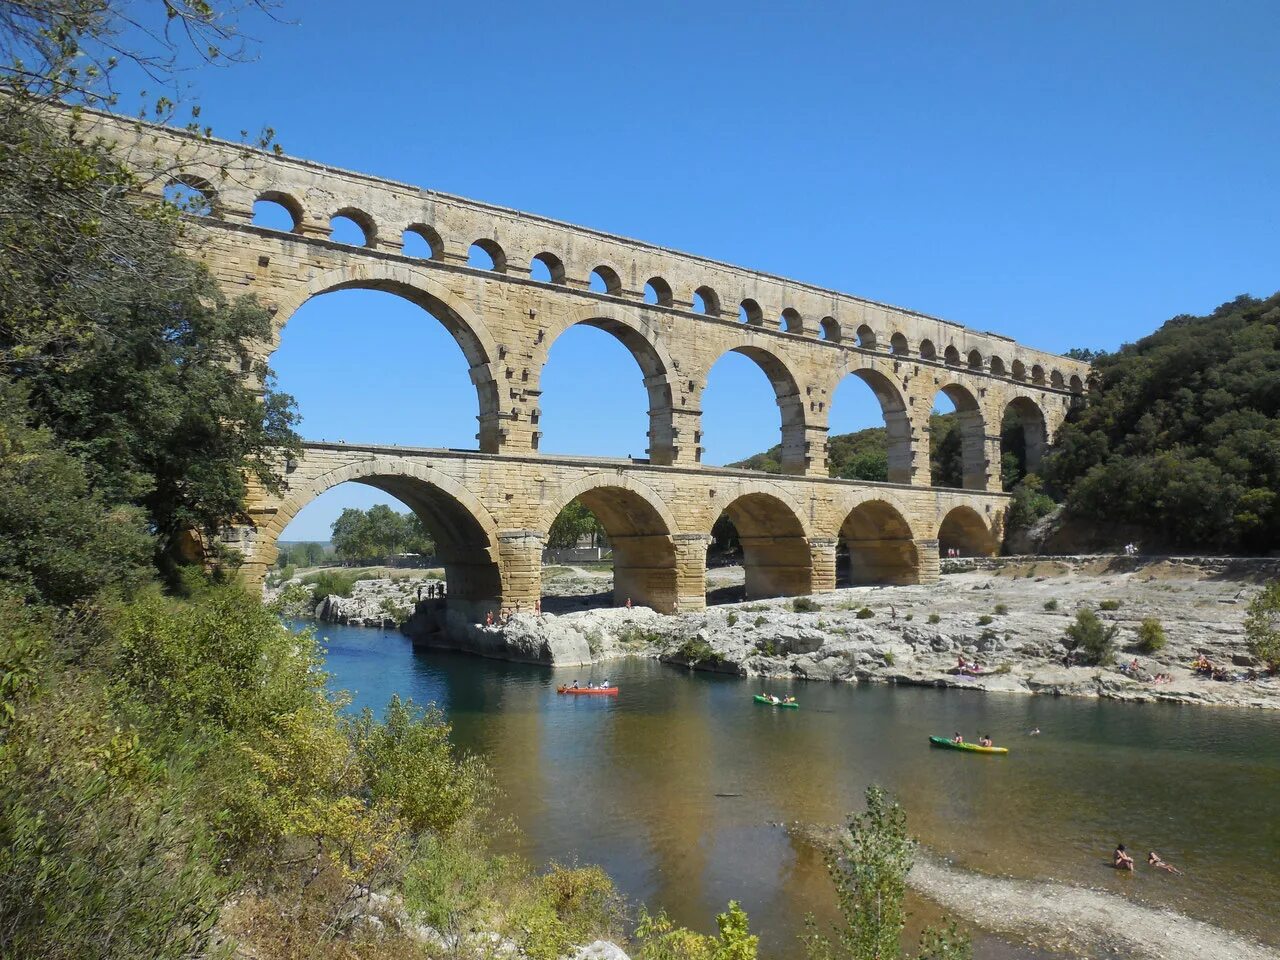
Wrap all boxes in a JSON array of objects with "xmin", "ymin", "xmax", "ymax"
[{"xmin": 929, "ymin": 736, "xmax": 1008, "ymax": 755}]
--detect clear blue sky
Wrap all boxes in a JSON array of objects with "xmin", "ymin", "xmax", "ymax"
[{"xmin": 131, "ymin": 1, "xmax": 1280, "ymax": 540}]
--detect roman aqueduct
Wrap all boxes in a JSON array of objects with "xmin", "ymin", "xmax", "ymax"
[{"xmin": 82, "ymin": 108, "xmax": 1089, "ymax": 616}]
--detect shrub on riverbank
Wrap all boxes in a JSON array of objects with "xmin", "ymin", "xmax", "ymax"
[
  {"xmin": 1137, "ymin": 618, "xmax": 1167, "ymax": 654},
  {"xmin": 1245, "ymin": 581, "xmax": 1280, "ymax": 671},
  {"xmin": 803, "ymin": 786, "xmax": 969, "ymax": 960},
  {"xmin": 1065, "ymin": 609, "xmax": 1119, "ymax": 665}
]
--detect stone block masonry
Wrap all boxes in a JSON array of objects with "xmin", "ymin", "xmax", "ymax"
[{"xmin": 73, "ymin": 107, "xmax": 1089, "ymax": 613}]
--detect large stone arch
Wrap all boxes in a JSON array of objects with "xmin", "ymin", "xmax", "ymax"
[
  {"xmin": 538, "ymin": 473, "xmax": 679, "ymax": 612},
  {"xmin": 533, "ymin": 302, "xmax": 681, "ymax": 464},
  {"xmin": 704, "ymin": 337, "xmax": 810, "ymax": 475},
  {"xmin": 266, "ymin": 263, "xmax": 506, "ymax": 452},
  {"xmin": 261, "ymin": 456, "xmax": 502, "ymax": 603},
  {"xmin": 707, "ymin": 484, "xmax": 812, "ymax": 600},
  {"xmin": 932, "ymin": 381, "xmax": 990, "ymax": 491},
  {"xmin": 826, "ymin": 358, "xmax": 915, "ymax": 483},
  {"xmin": 834, "ymin": 496, "xmax": 920, "ymax": 585},
  {"xmin": 937, "ymin": 505, "xmax": 997, "ymax": 557}
]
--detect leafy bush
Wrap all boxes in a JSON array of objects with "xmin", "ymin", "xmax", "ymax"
[
  {"xmin": 635, "ymin": 901, "xmax": 758, "ymax": 960},
  {"xmin": 350, "ymin": 696, "xmax": 491, "ymax": 835},
  {"xmin": 1004, "ymin": 474, "xmax": 1057, "ymax": 533},
  {"xmin": 678, "ymin": 638, "xmax": 721, "ymax": 664},
  {"xmin": 1245, "ymin": 581, "xmax": 1280, "ymax": 671},
  {"xmin": 792, "ymin": 596, "xmax": 820, "ymax": 613},
  {"xmin": 904, "ymin": 613, "xmax": 914, "ymax": 621},
  {"xmin": 882, "ymin": 651, "xmax": 895, "ymax": 666},
  {"xmin": 977, "ymin": 615, "xmax": 994, "ymax": 626},
  {"xmin": 1136, "ymin": 617, "xmax": 1167, "ymax": 654},
  {"xmin": 927, "ymin": 613, "xmax": 941, "ymax": 624},
  {"xmin": 1064, "ymin": 608, "xmax": 1119, "ymax": 665},
  {"xmin": 302, "ymin": 568, "xmax": 358, "ymax": 598},
  {"xmin": 1099, "ymin": 599, "xmax": 1122, "ymax": 611},
  {"xmin": 994, "ymin": 603, "xmax": 1009, "ymax": 615},
  {"xmin": 856, "ymin": 607, "xmax": 875, "ymax": 620},
  {"xmin": 802, "ymin": 786, "xmax": 970, "ymax": 960},
  {"xmin": 1044, "ymin": 599, "xmax": 1059, "ymax": 611},
  {"xmin": 754, "ymin": 615, "xmax": 768, "ymax": 628}
]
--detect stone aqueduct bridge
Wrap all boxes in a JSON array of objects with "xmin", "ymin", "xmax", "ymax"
[{"xmin": 85, "ymin": 110, "xmax": 1089, "ymax": 615}]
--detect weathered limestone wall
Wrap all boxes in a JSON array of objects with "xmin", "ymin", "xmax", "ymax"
[
  {"xmin": 79, "ymin": 108, "xmax": 1087, "ymax": 490},
  {"xmin": 235, "ymin": 442, "xmax": 1009, "ymax": 614},
  {"xmin": 70, "ymin": 108, "xmax": 1082, "ymax": 615}
]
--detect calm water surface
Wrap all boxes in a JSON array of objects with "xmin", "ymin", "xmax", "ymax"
[{"xmin": 309, "ymin": 622, "xmax": 1280, "ymax": 957}]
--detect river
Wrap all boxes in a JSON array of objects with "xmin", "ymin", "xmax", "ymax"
[{"xmin": 307, "ymin": 621, "xmax": 1280, "ymax": 958}]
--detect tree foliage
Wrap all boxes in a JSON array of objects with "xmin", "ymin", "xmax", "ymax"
[
  {"xmin": 547, "ymin": 498, "xmax": 606, "ymax": 549},
  {"xmin": 1042, "ymin": 293, "xmax": 1280, "ymax": 552},
  {"xmin": 1064, "ymin": 608, "xmax": 1118, "ymax": 665},
  {"xmin": 1245, "ymin": 580, "xmax": 1280, "ymax": 671},
  {"xmin": 803, "ymin": 785, "xmax": 969, "ymax": 960},
  {"xmin": 330, "ymin": 504, "xmax": 434, "ymax": 564}
]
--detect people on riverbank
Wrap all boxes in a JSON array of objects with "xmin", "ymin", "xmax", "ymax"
[{"xmin": 1114, "ymin": 844, "xmax": 1135, "ymax": 871}]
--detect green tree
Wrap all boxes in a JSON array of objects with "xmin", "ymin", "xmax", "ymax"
[
  {"xmin": 803, "ymin": 785, "xmax": 969, "ymax": 960},
  {"xmin": 1064, "ymin": 608, "xmax": 1119, "ymax": 665},
  {"xmin": 1042, "ymin": 293, "xmax": 1280, "ymax": 553},
  {"xmin": 1245, "ymin": 581, "xmax": 1280, "ymax": 671},
  {"xmin": 547, "ymin": 499, "xmax": 605, "ymax": 549},
  {"xmin": 0, "ymin": 383, "xmax": 153, "ymax": 607}
]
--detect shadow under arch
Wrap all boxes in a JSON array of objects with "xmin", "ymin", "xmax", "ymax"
[
  {"xmin": 1002, "ymin": 395, "xmax": 1049, "ymax": 481},
  {"xmin": 937, "ymin": 505, "xmax": 997, "ymax": 557},
  {"xmin": 269, "ymin": 264, "xmax": 504, "ymax": 452},
  {"xmin": 535, "ymin": 302, "xmax": 680, "ymax": 463},
  {"xmin": 261, "ymin": 456, "xmax": 502, "ymax": 605},
  {"xmin": 830, "ymin": 364, "xmax": 913, "ymax": 483},
  {"xmin": 838, "ymin": 498, "xmax": 919, "ymax": 585},
  {"xmin": 934, "ymin": 382, "xmax": 989, "ymax": 491},
  {"xmin": 705, "ymin": 339, "xmax": 808, "ymax": 474},
  {"xmin": 538, "ymin": 475, "xmax": 678, "ymax": 613},
  {"xmin": 710, "ymin": 489, "xmax": 811, "ymax": 601}
]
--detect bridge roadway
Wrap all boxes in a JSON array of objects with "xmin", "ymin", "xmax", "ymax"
[{"xmin": 236, "ymin": 441, "xmax": 1009, "ymax": 614}]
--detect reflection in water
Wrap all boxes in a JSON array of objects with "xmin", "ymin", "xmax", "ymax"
[{"xmin": 310, "ymin": 622, "xmax": 1280, "ymax": 958}]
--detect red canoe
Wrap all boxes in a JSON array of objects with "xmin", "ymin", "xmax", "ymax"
[{"xmin": 557, "ymin": 686, "xmax": 618, "ymax": 696}]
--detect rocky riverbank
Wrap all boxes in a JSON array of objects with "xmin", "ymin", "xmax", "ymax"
[
  {"xmin": 788, "ymin": 822, "xmax": 1280, "ymax": 960},
  {"xmin": 281, "ymin": 557, "xmax": 1280, "ymax": 709}
]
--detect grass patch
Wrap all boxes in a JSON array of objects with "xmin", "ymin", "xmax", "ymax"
[
  {"xmin": 1043, "ymin": 599, "xmax": 1059, "ymax": 611},
  {"xmin": 1099, "ymin": 599, "xmax": 1122, "ymax": 611},
  {"xmin": 856, "ymin": 607, "xmax": 875, "ymax": 620},
  {"xmin": 792, "ymin": 596, "xmax": 820, "ymax": 613},
  {"xmin": 977, "ymin": 615, "xmax": 994, "ymax": 626},
  {"xmin": 927, "ymin": 613, "xmax": 941, "ymax": 624},
  {"xmin": 994, "ymin": 603, "xmax": 1009, "ymax": 615}
]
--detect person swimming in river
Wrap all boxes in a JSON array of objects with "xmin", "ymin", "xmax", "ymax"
[
  {"xmin": 1148, "ymin": 851, "xmax": 1181, "ymax": 874},
  {"xmin": 1113, "ymin": 844, "xmax": 1135, "ymax": 871}
]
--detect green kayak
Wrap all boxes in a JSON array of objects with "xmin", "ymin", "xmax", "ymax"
[
  {"xmin": 754, "ymin": 695, "xmax": 799, "ymax": 709},
  {"xmin": 929, "ymin": 735, "xmax": 1008, "ymax": 755}
]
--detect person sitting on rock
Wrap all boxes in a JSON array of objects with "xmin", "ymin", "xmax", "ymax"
[
  {"xmin": 1113, "ymin": 844, "xmax": 1135, "ymax": 871},
  {"xmin": 1147, "ymin": 851, "xmax": 1181, "ymax": 874}
]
